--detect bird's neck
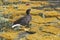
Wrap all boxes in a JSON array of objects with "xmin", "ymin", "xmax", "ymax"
[
  {"xmin": 26, "ymin": 11, "xmax": 30, "ymax": 15},
  {"xmin": 26, "ymin": 13, "xmax": 30, "ymax": 15}
]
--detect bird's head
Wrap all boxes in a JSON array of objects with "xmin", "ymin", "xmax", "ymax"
[{"xmin": 26, "ymin": 9, "xmax": 31, "ymax": 15}]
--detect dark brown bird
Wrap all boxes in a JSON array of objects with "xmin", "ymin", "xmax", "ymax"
[{"xmin": 12, "ymin": 9, "xmax": 32, "ymax": 28}]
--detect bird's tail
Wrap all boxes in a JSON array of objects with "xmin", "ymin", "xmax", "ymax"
[{"xmin": 12, "ymin": 24, "xmax": 22, "ymax": 28}]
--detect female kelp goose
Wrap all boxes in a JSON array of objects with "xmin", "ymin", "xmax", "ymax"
[{"xmin": 12, "ymin": 9, "xmax": 32, "ymax": 28}]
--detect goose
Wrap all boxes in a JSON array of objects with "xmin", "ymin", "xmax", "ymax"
[{"xmin": 12, "ymin": 9, "xmax": 32, "ymax": 28}]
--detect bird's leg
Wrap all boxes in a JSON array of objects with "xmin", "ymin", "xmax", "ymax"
[{"xmin": 26, "ymin": 23, "xmax": 31, "ymax": 28}]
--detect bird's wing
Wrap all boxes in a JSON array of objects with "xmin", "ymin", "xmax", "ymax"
[{"xmin": 13, "ymin": 16, "xmax": 26, "ymax": 24}]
